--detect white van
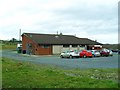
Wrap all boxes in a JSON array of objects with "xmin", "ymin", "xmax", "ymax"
[{"xmin": 17, "ymin": 44, "xmax": 22, "ymax": 48}]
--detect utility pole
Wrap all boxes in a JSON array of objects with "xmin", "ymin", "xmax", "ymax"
[
  {"xmin": 57, "ymin": 31, "xmax": 58, "ymax": 35},
  {"xmin": 19, "ymin": 29, "xmax": 21, "ymax": 42}
]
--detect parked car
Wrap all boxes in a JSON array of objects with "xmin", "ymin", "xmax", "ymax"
[
  {"xmin": 111, "ymin": 49, "xmax": 119, "ymax": 53},
  {"xmin": 16, "ymin": 43, "xmax": 22, "ymax": 53},
  {"xmin": 103, "ymin": 49, "xmax": 113, "ymax": 56},
  {"xmin": 99, "ymin": 50, "xmax": 109, "ymax": 57},
  {"xmin": 108, "ymin": 50, "xmax": 113, "ymax": 56},
  {"xmin": 118, "ymin": 50, "xmax": 120, "ymax": 55},
  {"xmin": 112, "ymin": 49, "xmax": 120, "ymax": 55},
  {"xmin": 60, "ymin": 50, "xmax": 79, "ymax": 58},
  {"xmin": 89, "ymin": 50, "xmax": 101, "ymax": 57},
  {"xmin": 79, "ymin": 50, "xmax": 92, "ymax": 58}
]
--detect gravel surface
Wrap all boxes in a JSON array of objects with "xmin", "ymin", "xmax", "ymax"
[{"xmin": 1, "ymin": 50, "xmax": 119, "ymax": 69}]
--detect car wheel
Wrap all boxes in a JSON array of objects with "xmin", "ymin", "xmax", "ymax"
[
  {"xmin": 60, "ymin": 55, "xmax": 63, "ymax": 58},
  {"xmin": 106, "ymin": 55, "xmax": 108, "ymax": 57},
  {"xmin": 83, "ymin": 55, "xmax": 86, "ymax": 58},
  {"xmin": 69, "ymin": 55, "xmax": 73, "ymax": 59},
  {"xmin": 93, "ymin": 54, "xmax": 95, "ymax": 57}
]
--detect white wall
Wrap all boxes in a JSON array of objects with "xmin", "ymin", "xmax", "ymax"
[
  {"xmin": 70, "ymin": 47, "xmax": 78, "ymax": 50},
  {"xmin": 79, "ymin": 47, "xmax": 86, "ymax": 50},
  {"xmin": 62, "ymin": 48, "xmax": 70, "ymax": 52},
  {"xmin": 52, "ymin": 45, "xmax": 86, "ymax": 54},
  {"xmin": 52, "ymin": 45, "xmax": 63, "ymax": 54}
]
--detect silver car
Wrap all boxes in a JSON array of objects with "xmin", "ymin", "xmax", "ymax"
[
  {"xmin": 60, "ymin": 50, "xmax": 79, "ymax": 58},
  {"xmin": 108, "ymin": 50, "xmax": 113, "ymax": 56},
  {"xmin": 89, "ymin": 50, "xmax": 101, "ymax": 57}
]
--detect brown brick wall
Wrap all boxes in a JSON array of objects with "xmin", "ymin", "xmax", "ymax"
[
  {"xmin": 37, "ymin": 45, "xmax": 52, "ymax": 55},
  {"xmin": 22, "ymin": 35, "xmax": 52, "ymax": 55},
  {"xmin": 22, "ymin": 35, "xmax": 36, "ymax": 50}
]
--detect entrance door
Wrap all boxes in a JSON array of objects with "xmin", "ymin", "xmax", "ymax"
[{"xmin": 26, "ymin": 43, "xmax": 34, "ymax": 55}]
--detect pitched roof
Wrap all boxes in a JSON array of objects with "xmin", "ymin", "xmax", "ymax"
[{"xmin": 22, "ymin": 33, "xmax": 102, "ymax": 45}]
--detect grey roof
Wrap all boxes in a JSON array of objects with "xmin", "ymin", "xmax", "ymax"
[{"xmin": 22, "ymin": 33, "xmax": 102, "ymax": 45}]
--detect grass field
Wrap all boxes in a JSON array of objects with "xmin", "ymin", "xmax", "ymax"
[
  {"xmin": 2, "ymin": 57, "xmax": 119, "ymax": 88},
  {"xmin": 0, "ymin": 44, "xmax": 16, "ymax": 50}
]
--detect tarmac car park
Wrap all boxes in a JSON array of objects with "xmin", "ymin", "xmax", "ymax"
[{"xmin": 1, "ymin": 50, "xmax": 118, "ymax": 69}]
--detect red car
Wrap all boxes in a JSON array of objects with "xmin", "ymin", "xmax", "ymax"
[
  {"xmin": 99, "ymin": 50, "xmax": 109, "ymax": 56},
  {"xmin": 80, "ymin": 50, "xmax": 92, "ymax": 58}
]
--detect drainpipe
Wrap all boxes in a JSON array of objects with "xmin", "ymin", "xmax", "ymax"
[
  {"xmin": 77, "ymin": 45, "xmax": 80, "ymax": 51},
  {"xmin": 85, "ymin": 45, "xmax": 87, "ymax": 50},
  {"xmin": 69, "ymin": 45, "xmax": 72, "ymax": 50}
]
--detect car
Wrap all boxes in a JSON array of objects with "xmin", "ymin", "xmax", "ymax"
[
  {"xmin": 60, "ymin": 50, "xmax": 79, "ymax": 58},
  {"xmin": 79, "ymin": 50, "xmax": 92, "ymax": 58},
  {"xmin": 119, "ymin": 51, "xmax": 120, "ymax": 54},
  {"xmin": 99, "ymin": 50, "xmax": 109, "ymax": 57},
  {"xmin": 16, "ymin": 43, "xmax": 22, "ymax": 53},
  {"xmin": 118, "ymin": 50, "xmax": 120, "ymax": 55},
  {"xmin": 112, "ymin": 49, "xmax": 118, "ymax": 53},
  {"xmin": 108, "ymin": 50, "xmax": 113, "ymax": 56},
  {"xmin": 103, "ymin": 49, "xmax": 113, "ymax": 56},
  {"xmin": 89, "ymin": 50, "xmax": 101, "ymax": 57}
]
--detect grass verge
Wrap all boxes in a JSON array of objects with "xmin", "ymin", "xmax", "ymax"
[
  {"xmin": 2, "ymin": 57, "xmax": 119, "ymax": 88},
  {"xmin": 0, "ymin": 44, "xmax": 16, "ymax": 50}
]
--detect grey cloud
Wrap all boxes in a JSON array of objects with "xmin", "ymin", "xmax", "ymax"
[{"xmin": 0, "ymin": 0, "xmax": 118, "ymax": 44}]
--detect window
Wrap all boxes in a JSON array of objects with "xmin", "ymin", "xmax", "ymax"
[
  {"xmin": 63, "ymin": 45, "xmax": 69, "ymax": 47},
  {"xmin": 27, "ymin": 43, "xmax": 32, "ymax": 48},
  {"xmin": 41, "ymin": 45, "xmax": 50, "ymax": 48},
  {"xmin": 72, "ymin": 45, "xmax": 78, "ymax": 47},
  {"xmin": 79, "ymin": 45, "xmax": 85, "ymax": 47}
]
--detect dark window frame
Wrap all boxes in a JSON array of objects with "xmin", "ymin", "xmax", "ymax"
[
  {"xmin": 63, "ymin": 45, "xmax": 70, "ymax": 48},
  {"xmin": 72, "ymin": 45, "xmax": 78, "ymax": 47},
  {"xmin": 79, "ymin": 45, "xmax": 85, "ymax": 47},
  {"xmin": 41, "ymin": 44, "xmax": 50, "ymax": 48}
]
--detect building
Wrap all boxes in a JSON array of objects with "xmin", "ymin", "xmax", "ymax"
[
  {"xmin": 88, "ymin": 45, "xmax": 102, "ymax": 50},
  {"xmin": 22, "ymin": 33, "xmax": 102, "ymax": 55}
]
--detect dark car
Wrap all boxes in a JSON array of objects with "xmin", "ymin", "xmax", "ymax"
[
  {"xmin": 99, "ymin": 50, "xmax": 109, "ymax": 57},
  {"xmin": 118, "ymin": 50, "xmax": 120, "ymax": 55},
  {"xmin": 112, "ymin": 49, "xmax": 119, "ymax": 53}
]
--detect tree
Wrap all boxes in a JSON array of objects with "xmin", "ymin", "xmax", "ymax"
[
  {"xmin": 9, "ymin": 38, "xmax": 17, "ymax": 42},
  {"xmin": 60, "ymin": 32, "xmax": 63, "ymax": 35}
]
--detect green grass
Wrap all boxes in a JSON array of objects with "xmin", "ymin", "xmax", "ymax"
[
  {"xmin": 2, "ymin": 57, "xmax": 119, "ymax": 88},
  {"xmin": 0, "ymin": 44, "xmax": 16, "ymax": 50}
]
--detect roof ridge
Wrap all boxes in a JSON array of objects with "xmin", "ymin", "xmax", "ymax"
[
  {"xmin": 22, "ymin": 32, "xmax": 101, "ymax": 45},
  {"xmin": 23, "ymin": 32, "xmax": 76, "ymax": 37}
]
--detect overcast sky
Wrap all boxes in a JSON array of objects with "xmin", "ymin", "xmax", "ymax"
[{"xmin": 0, "ymin": 0, "xmax": 118, "ymax": 44}]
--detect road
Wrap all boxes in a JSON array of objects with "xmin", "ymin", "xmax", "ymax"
[{"xmin": 1, "ymin": 50, "xmax": 119, "ymax": 69}]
